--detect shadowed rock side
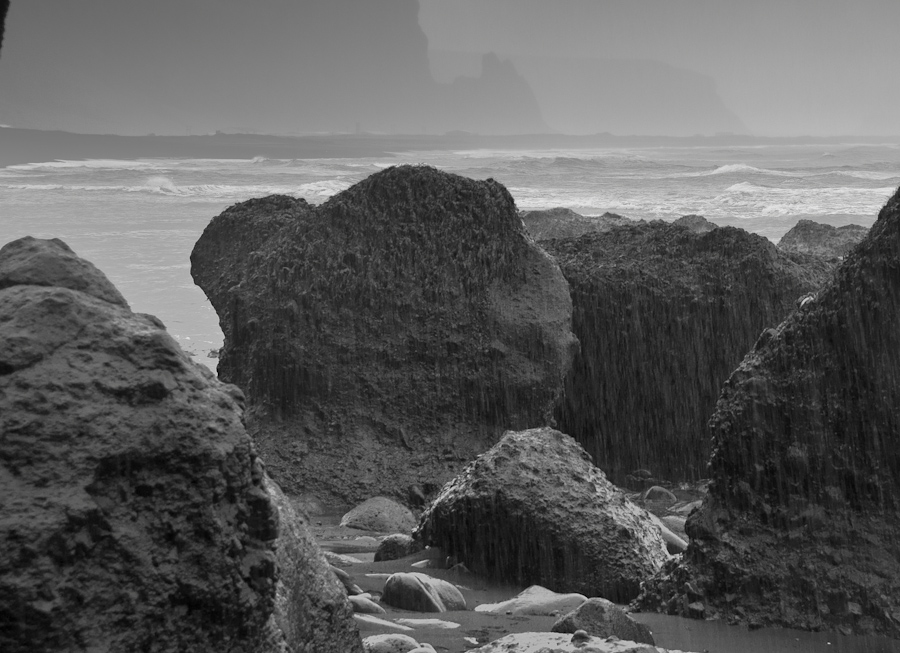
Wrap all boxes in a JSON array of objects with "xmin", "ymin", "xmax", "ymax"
[
  {"xmin": 520, "ymin": 207, "xmax": 635, "ymax": 240},
  {"xmin": 543, "ymin": 222, "xmax": 835, "ymax": 482},
  {"xmin": 636, "ymin": 187, "xmax": 900, "ymax": 638},
  {"xmin": 192, "ymin": 165, "xmax": 577, "ymax": 508},
  {"xmin": 415, "ymin": 428, "xmax": 668, "ymax": 603},
  {"xmin": 673, "ymin": 214, "xmax": 717, "ymax": 234},
  {"xmin": 0, "ymin": 236, "xmax": 362, "ymax": 653},
  {"xmin": 778, "ymin": 218, "xmax": 869, "ymax": 260}
]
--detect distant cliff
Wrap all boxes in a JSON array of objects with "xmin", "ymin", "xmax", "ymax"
[
  {"xmin": 778, "ymin": 219, "xmax": 868, "ymax": 260},
  {"xmin": 520, "ymin": 208, "xmax": 634, "ymax": 240},
  {"xmin": 544, "ymin": 222, "xmax": 833, "ymax": 482},
  {"xmin": 0, "ymin": 0, "xmax": 546, "ymax": 135}
]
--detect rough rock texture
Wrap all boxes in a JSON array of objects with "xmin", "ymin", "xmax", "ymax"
[
  {"xmin": 264, "ymin": 476, "xmax": 363, "ymax": 653},
  {"xmin": 380, "ymin": 572, "xmax": 466, "ymax": 613},
  {"xmin": 414, "ymin": 428, "xmax": 668, "ymax": 602},
  {"xmin": 778, "ymin": 218, "xmax": 869, "ymax": 260},
  {"xmin": 551, "ymin": 598, "xmax": 654, "ymax": 644},
  {"xmin": 543, "ymin": 221, "xmax": 834, "ymax": 482},
  {"xmin": 520, "ymin": 207, "xmax": 634, "ymax": 240},
  {"xmin": 375, "ymin": 534, "xmax": 424, "ymax": 562},
  {"xmin": 0, "ymin": 236, "xmax": 362, "ymax": 653},
  {"xmin": 636, "ymin": 188, "xmax": 900, "ymax": 638},
  {"xmin": 673, "ymin": 214, "xmax": 716, "ymax": 233},
  {"xmin": 468, "ymin": 632, "xmax": 691, "ymax": 653},
  {"xmin": 192, "ymin": 165, "xmax": 577, "ymax": 508},
  {"xmin": 340, "ymin": 497, "xmax": 417, "ymax": 533}
]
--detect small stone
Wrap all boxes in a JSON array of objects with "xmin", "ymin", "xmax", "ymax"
[{"xmin": 571, "ymin": 629, "xmax": 591, "ymax": 643}]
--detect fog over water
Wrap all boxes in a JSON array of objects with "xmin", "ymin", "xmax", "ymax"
[{"xmin": 2, "ymin": 0, "xmax": 899, "ymax": 136}]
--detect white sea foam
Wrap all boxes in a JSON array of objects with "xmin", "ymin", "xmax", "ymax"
[{"xmin": 8, "ymin": 159, "xmax": 169, "ymax": 171}]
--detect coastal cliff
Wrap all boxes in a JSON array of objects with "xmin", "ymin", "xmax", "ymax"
[
  {"xmin": 543, "ymin": 222, "xmax": 834, "ymax": 482},
  {"xmin": 637, "ymin": 187, "xmax": 900, "ymax": 638},
  {"xmin": 192, "ymin": 165, "xmax": 577, "ymax": 508},
  {"xmin": 778, "ymin": 218, "xmax": 869, "ymax": 260}
]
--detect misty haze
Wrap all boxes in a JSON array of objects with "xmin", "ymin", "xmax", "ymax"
[{"xmin": 1, "ymin": 2, "xmax": 900, "ymax": 653}]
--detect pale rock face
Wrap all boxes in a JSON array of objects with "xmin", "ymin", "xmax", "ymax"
[
  {"xmin": 551, "ymin": 597, "xmax": 655, "ymax": 644},
  {"xmin": 474, "ymin": 585, "xmax": 587, "ymax": 616},
  {"xmin": 415, "ymin": 427, "xmax": 669, "ymax": 602},
  {"xmin": 380, "ymin": 572, "xmax": 467, "ymax": 613}
]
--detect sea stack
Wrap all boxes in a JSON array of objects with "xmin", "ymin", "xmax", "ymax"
[
  {"xmin": 637, "ymin": 187, "xmax": 900, "ymax": 638},
  {"xmin": 191, "ymin": 165, "xmax": 577, "ymax": 508}
]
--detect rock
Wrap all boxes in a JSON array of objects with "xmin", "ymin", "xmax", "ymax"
[
  {"xmin": 673, "ymin": 214, "xmax": 716, "ymax": 233},
  {"xmin": 375, "ymin": 533, "xmax": 424, "ymax": 562},
  {"xmin": 636, "ymin": 188, "xmax": 900, "ymax": 638},
  {"xmin": 341, "ymin": 497, "xmax": 417, "ymax": 533},
  {"xmin": 324, "ymin": 550, "xmax": 365, "ymax": 566},
  {"xmin": 642, "ymin": 486, "xmax": 677, "ymax": 502},
  {"xmin": 191, "ymin": 165, "xmax": 577, "ymax": 506},
  {"xmin": 552, "ymin": 598, "xmax": 654, "ymax": 644},
  {"xmin": 415, "ymin": 428, "xmax": 668, "ymax": 602},
  {"xmin": 467, "ymin": 632, "xmax": 680, "ymax": 652},
  {"xmin": 350, "ymin": 595, "xmax": 386, "ymax": 615},
  {"xmin": 474, "ymin": 586, "xmax": 587, "ymax": 616},
  {"xmin": 544, "ymin": 221, "xmax": 834, "ymax": 483},
  {"xmin": 520, "ymin": 207, "xmax": 635, "ymax": 240},
  {"xmin": 778, "ymin": 219, "xmax": 868, "ymax": 259},
  {"xmin": 380, "ymin": 572, "xmax": 467, "ymax": 613},
  {"xmin": 362, "ymin": 633, "xmax": 422, "ymax": 653},
  {"xmin": 394, "ymin": 618, "xmax": 460, "ymax": 629},
  {"xmin": 647, "ymin": 513, "xmax": 688, "ymax": 555},
  {"xmin": 330, "ymin": 564, "xmax": 364, "ymax": 595},
  {"xmin": 355, "ymin": 614, "xmax": 414, "ymax": 632},
  {"xmin": 0, "ymin": 237, "xmax": 361, "ymax": 652},
  {"xmin": 265, "ymin": 477, "xmax": 363, "ymax": 651}
]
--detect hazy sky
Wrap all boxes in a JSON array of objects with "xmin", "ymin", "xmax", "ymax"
[
  {"xmin": 419, "ymin": 0, "xmax": 900, "ymax": 136},
  {"xmin": 2, "ymin": 1, "xmax": 899, "ymax": 136}
]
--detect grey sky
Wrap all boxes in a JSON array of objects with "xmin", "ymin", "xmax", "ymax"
[
  {"xmin": 1, "ymin": 1, "xmax": 898, "ymax": 136},
  {"xmin": 419, "ymin": 0, "xmax": 900, "ymax": 135}
]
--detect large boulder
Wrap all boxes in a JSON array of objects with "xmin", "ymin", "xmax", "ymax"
[
  {"xmin": 636, "ymin": 188, "xmax": 900, "ymax": 638},
  {"xmin": 415, "ymin": 428, "xmax": 668, "ymax": 602},
  {"xmin": 520, "ymin": 207, "xmax": 634, "ymax": 240},
  {"xmin": 380, "ymin": 572, "xmax": 466, "ymax": 613},
  {"xmin": 0, "ymin": 237, "xmax": 361, "ymax": 652},
  {"xmin": 543, "ymin": 221, "xmax": 834, "ymax": 482},
  {"xmin": 475, "ymin": 586, "xmax": 587, "ymax": 616},
  {"xmin": 191, "ymin": 165, "xmax": 577, "ymax": 507},
  {"xmin": 551, "ymin": 597, "xmax": 654, "ymax": 644},
  {"xmin": 340, "ymin": 497, "xmax": 417, "ymax": 533},
  {"xmin": 777, "ymin": 218, "xmax": 869, "ymax": 260}
]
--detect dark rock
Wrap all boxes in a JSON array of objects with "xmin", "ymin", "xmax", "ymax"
[
  {"xmin": 265, "ymin": 477, "xmax": 363, "ymax": 652},
  {"xmin": 551, "ymin": 597, "xmax": 654, "ymax": 645},
  {"xmin": 520, "ymin": 207, "xmax": 634, "ymax": 240},
  {"xmin": 340, "ymin": 497, "xmax": 417, "ymax": 533},
  {"xmin": 0, "ymin": 237, "xmax": 361, "ymax": 652},
  {"xmin": 673, "ymin": 214, "xmax": 717, "ymax": 233},
  {"xmin": 543, "ymin": 221, "xmax": 834, "ymax": 482},
  {"xmin": 375, "ymin": 534, "xmax": 424, "ymax": 562},
  {"xmin": 192, "ymin": 165, "xmax": 577, "ymax": 507},
  {"xmin": 415, "ymin": 427, "xmax": 668, "ymax": 602},
  {"xmin": 636, "ymin": 188, "xmax": 900, "ymax": 638},
  {"xmin": 380, "ymin": 572, "xmax": 466, "ymax": 613},
  {"xmin": 778, "ymin": 219, "xmax": 869, "ymax": 260}
]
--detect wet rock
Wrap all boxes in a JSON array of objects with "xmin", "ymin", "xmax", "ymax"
[
  {"xmin": 673, "ymin": 214, "xmax": 717, "ymax": 233},
  {"xmin": 350, "ymin": 595, "xmax": 386, "ymax": 615},
  {"xmin": 380, "ymin": 572, "xmax": 466, "ymax": 613},
  {"xmin": 191, "ymin": 166, "xmax": 577, "ymax": 507},
  {"xmin": 544, "ymin": 221, "xmax": 833, "ymax": 483},
  {"xmin": 475, "ymin": 585, "xmax": 587, "ymax": 616},
  {"xmin": 341, "ymin": 497, "xmax": 417, "ymax": 533},
  {"xmin": 778, "ymin": 219, "xmax": 868, "ymax": 260},
  {"xmin": 552, "ymin": 597, "xmax": 654, "ymax": 644},
  {"xmin": 520, "ymin": 207, "xmax": 635, "ymax": 240},
  {"xmin": 467, "ymin": 632, "xmax": 680, "ymax": 652},
  {"xmin": 415, "ymin": 428, "xmax": 668, "ymax": 602},
  {"xmin": 375, "ymin": 533, "xmax": 424, "ymax": 562},
  {"xmin": 642, "ymin": 486, "xmax": 677, "ymax": 502},
  {"xmin": 636, "ymin": 188, "xmax": 900, "ymax": 638},
  {"xmin": 0, "ymin": 237, "xmax": 361, "ymax": 652},
  {"xmin": 647, "ymin": 513, "xmax": 688, "ymax": 554},
  {"xmin": 362, "ymin": 633, "xmax": 422, "ymax": 653}
]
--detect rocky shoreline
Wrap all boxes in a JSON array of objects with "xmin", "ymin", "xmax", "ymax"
[{"xmin": 3, "ymin": 164, "xmax": 899, "ymax": 651}]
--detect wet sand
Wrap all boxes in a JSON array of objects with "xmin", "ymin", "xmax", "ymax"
[{"xmin": 312, "ymin": 517, "xmax": 900, "ymax": 653}]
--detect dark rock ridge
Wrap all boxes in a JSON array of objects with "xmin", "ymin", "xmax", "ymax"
[
  {"xmin": 543, "ymin": 221, "xmax": 835, "ymax": 482},
  {"xmin": 0, "ymin": 236, "xmax": 361, "ymax": 652},
  {"xmin": 192, "ymin": 165, "xmax": 577, "ymax": 508},
  {"xmin": 414, "ymin": 427, "xmax": 668, "ymax": 603},
  {"xmin": 778, "ymin": 218, "xmax": 869, "ymax": 260},
  {"xmin": 520, "ymin": 207, "xmax": 634, "ymax": 240},
  {"xmin": 673, "ymin": 214, "xmax": 717, "ymax": 233},
  {"xmin": 637, "ymin": 187, "xmax": 900, "ymax": 638}
]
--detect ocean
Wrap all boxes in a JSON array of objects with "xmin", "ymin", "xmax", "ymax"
[{"xmin": 2, "ymin": 143, "xmax": 899, "ymax": 373}]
